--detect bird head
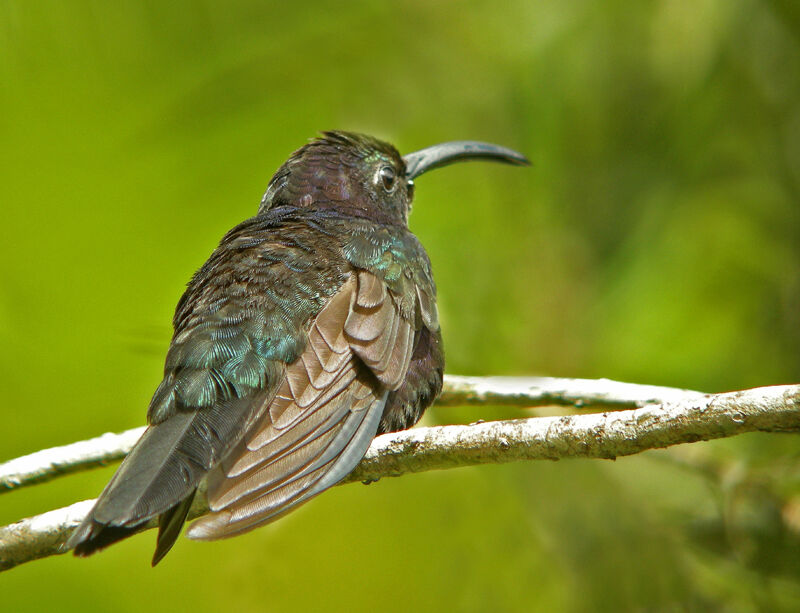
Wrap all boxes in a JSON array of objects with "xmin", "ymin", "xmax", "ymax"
[{"xmin": 259, "ymin": 131, "xmax": 529, "ymax": 224}]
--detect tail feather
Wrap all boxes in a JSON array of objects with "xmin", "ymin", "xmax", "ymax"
[
  {"xmin": 71, "ymin": 522, "xmax": 142, "ymax": 557},
  {"xmin": 66, "ymin": 394, "xmax": 264, "ymax": 559},
  {"xmin": 152, "ymin": 490, "xmax": 196, "ymax": 566}
]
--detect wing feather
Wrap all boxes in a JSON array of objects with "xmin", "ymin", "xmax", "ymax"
[
  {"xmin": 187, "ymin": 270, "xmax": 414, "ymax": 541},
  {"xmin": 355, "ymin": 269, "xmax": 386, "ymax": 308}
]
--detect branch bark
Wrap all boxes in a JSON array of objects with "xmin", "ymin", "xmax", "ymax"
[{"xmin": 1, "ymin": 379, "xmax": 797, "ymax": 572}]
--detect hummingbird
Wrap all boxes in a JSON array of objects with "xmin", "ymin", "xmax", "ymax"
[{"xmin": 66, "ymin": 131, "xmax": 528, "ymax": 565}]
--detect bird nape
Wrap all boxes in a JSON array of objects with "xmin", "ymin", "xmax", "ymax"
[{"xmin": 65, "ymin": 131, "xmax": 529, "ymax": 565}]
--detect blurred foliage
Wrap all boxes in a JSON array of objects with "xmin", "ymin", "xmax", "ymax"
[{"xmin": 1, "ymin": 0, "xmax": 799, "ymax": 611}]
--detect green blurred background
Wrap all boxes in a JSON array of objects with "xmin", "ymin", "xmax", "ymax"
[{"xmin": 2, "ymin": 1, "xmax": 800, "ymax": 610}]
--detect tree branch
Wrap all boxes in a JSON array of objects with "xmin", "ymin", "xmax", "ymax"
[
  {"xmin": 0, "ymin": 375, "xmax": 703, "ymax": 495},
  {"xmin": 1, "ymin": 380, "xmax": 797, "ymax": 572},
  {"xmin": 0, "ymin": 428, "xmax": 146, "ymax": 495}
]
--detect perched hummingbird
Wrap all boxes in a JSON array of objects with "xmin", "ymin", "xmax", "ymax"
[{"xmin": 66, "ymin": 132, "xmax": 528, "ymax": 565}]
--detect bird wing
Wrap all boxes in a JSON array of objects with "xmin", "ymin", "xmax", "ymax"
[
  {"xmin": 187, "ymin": 270, "xmax": 416, "ymax": 539},
  {"xmin": 68, "ymin": 215, "xmax": 349, "ymax": 560}
]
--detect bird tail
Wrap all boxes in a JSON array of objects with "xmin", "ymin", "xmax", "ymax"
[
  {"xmin": 65, "ymin": 409, "xmax": 206, "ymax": 562},
  {"xmin": 65, "ymin": 394, "xmax": 266, "ymax": 563}
]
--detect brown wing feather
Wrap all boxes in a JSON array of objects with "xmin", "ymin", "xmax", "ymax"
[
  {"xmin": 186, "ymin": 271, "xmax": 414, "ymax": 540},
  {"xmin": 207, "ymin": 359, "xmax": 361, "ymax": 507},
  {"xmin": 345, "ymin": 270, "xmax": 412, "ymax": 387}
]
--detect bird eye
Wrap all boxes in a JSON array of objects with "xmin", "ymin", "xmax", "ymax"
[{"xmin": 378, "ymin": 166, "xmax": 396, "ymax": 191}]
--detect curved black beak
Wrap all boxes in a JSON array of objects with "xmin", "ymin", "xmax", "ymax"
[{"xmin": 402, "ymin": 141, "xmax": 530, "ymax": 180}]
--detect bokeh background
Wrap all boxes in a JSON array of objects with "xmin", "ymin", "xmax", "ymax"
[{"xmin": 2, "ymin": 1, "xmax": 800, "ymax": 611}]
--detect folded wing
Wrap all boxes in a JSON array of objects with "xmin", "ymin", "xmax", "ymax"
[{"xmin": 188, "ymin": 271, "xmax": 415, "ymax": 539}]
